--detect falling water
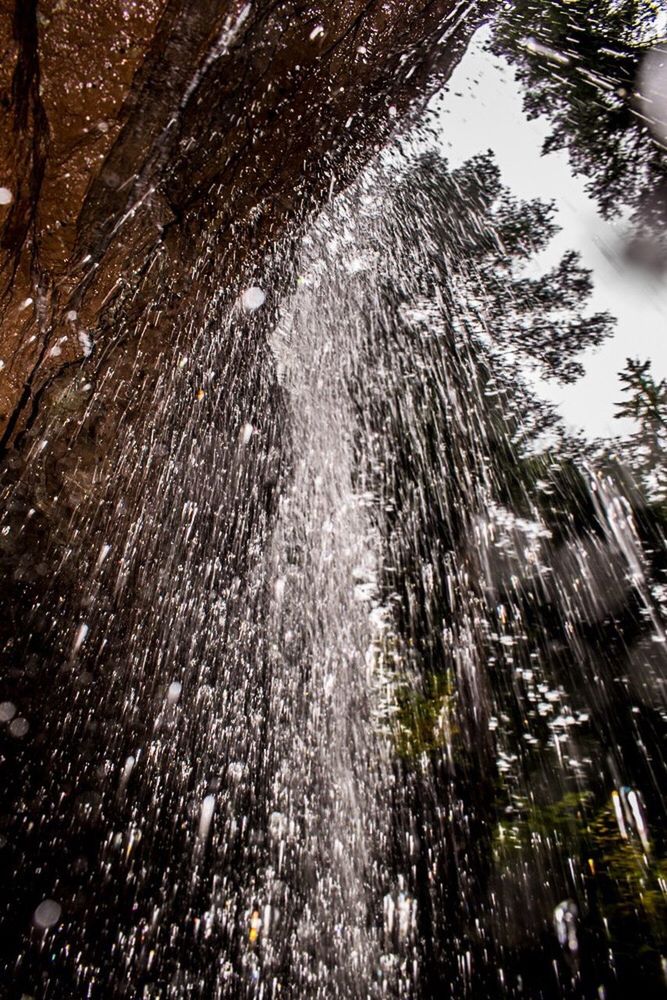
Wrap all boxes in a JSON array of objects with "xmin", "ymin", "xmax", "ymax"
[{"xmin": 2, "ymin": 34, "xmax": 667, "ymax": 1000}]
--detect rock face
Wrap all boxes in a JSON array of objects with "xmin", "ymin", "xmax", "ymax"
[
  {"xmin": 0, "ymin": 0, "xmax": 168, "ymax": 440},
  {"xmin": 0, "ymin": 0, "xmax": 490, "ymax": 625},
  {"xmin": 0, "ymin": 5, "xmax": 491, "ymax": 993},
  {"xmin": 0, "ymin": 0, "xmax": 484, "ymax": 454}
]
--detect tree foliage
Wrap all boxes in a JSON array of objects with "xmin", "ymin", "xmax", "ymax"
[
  {"xmin": 491, "ymin": 0, "xmax": 667, "ymax": 231},
  {"xmin": 350, "ymin": 138, "xmax": 667, "ymax": 992},
  {"xmin": 615, "ymin": 357, "xmax": 667, "ymax": 504},
  {"xmin": 406, "ymin": 151, "xmax": 615, "ymax": 383}
]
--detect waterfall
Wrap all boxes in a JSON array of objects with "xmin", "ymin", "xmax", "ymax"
[{"xmin": 1, "ymin": 87, "xmax": 666, "ymax": 1000}]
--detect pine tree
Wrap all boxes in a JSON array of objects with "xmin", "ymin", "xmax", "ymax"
[
  {"xmin": 406, "ymin": 152, "xmax": 615, "ymax": 383},
  {"xmin": 615, "ymin": 357, "xmax": 667, "ymax": 504},
  {"xmin": 491, "ymin": 0, "xmax": 667, "ymax": 232}
]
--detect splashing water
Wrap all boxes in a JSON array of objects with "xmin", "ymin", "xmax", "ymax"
[{"xmin": 2, "ymin": 41, "xmax": 667, "ymax": 1000}]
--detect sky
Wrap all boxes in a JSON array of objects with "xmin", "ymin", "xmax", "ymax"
[{"xmin": 428, "ymin": 26, "xmax": 667, "ymax": 440}]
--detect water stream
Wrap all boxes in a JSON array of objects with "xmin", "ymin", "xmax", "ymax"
[{"xmin": 1, "ymin": 6, "xmax": 667, "ymax": 999}]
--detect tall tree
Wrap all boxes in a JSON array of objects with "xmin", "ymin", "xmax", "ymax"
[
  {"xmin": 358, "ymin": 148, "xmax": 667, "ymax": 995},
  {"xmin": 403, "ymin": 151, "xmax": 615, "ymax": 383},
  {"xmin": 615, "ymin": 357, "xmax": 667, "ymax": 505},
  {"xmin": 490, "ymin": 0, "xmax": 667, "ymax": 234}
]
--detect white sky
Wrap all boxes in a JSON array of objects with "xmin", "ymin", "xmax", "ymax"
[{"xmin": 428, "ymin": 26, "xmax": 667, "ymax": 439}]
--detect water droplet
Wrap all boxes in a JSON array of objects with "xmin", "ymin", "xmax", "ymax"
[
  {"xmin": 33, "ymin": 899, "xmax": 62, "ymax": 929},
  {"xmin": 167, "ymin": 681, "xmax": 182, "ymax": 704},
  {"xmin": 241, "ymin": 287, "xmax": 266, "ymax": 312},
  {"xmin": 73, "ymin": 623, "xmax": 89, "ymax": 654},
  {"xmin": 78, "ymin": 331, "xmax": 93, "ymax": 356},
  {"xmin": 0, "ymin": 701, "xmax": 16, "ymax": 722},
  {"xmin": 198, "ymin": 794, "xmax": 215, "ymax": 841},
  {"xmin": 9, "ymin": 717, "xmax": 29, "ymax": 738},
  {"xmin": 554, "ymin": 900, "xmax": 578, "ymax": 953},
  {"xmin": 638, "ymin": 44, "xmax": 667, "ymax": 147},
  {"xmin": 119, "ymin": 755, "xmax": 135, "ymax": 792}
]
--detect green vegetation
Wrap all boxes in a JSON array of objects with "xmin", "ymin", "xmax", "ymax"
[
  {"xmin": 393, "ymin": 670, "xmax": 457, "ymax": 759},
  {"xmin": 403, "ymin": 151, "xmax": 615, "ymax": 382},
  {"xmin": 493, "ymin": 787, "xmax": 667, "ymax": 949}
]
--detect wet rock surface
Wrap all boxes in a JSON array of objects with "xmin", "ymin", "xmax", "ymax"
[
  {"xmin": 0, "ymin": 0, "xmax": 480, "ymax": 454},
  {"xmin": 0, "ymin": 6, "xmax": 489, "ymax": 995}
]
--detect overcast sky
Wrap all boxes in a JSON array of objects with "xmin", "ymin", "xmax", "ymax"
[{"xmin": 428, "ymin": 26, "xmax": 667, "ymax": 440}]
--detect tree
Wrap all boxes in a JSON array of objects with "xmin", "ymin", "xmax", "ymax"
[
  {"xmin": 359, "ymin": 149, "xmax": 614, "ymax": 694},
  {"xmin": 336, "ymin": 149, "xmax": 617, "ymax": 990},
  {"xmin": 490, "ymin": 0, "xmax": 667, "ymax": 233},
  {"xmin": 614, "ymin": 357, "xmax": 667, "ymax": 505},
  {"xmin": 356, "ymin": 148, "xmax": 667, "ymax": 995},
  {"xmin": 401, "ymin": 152, "xmax": 615, "ymax": 383}
]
